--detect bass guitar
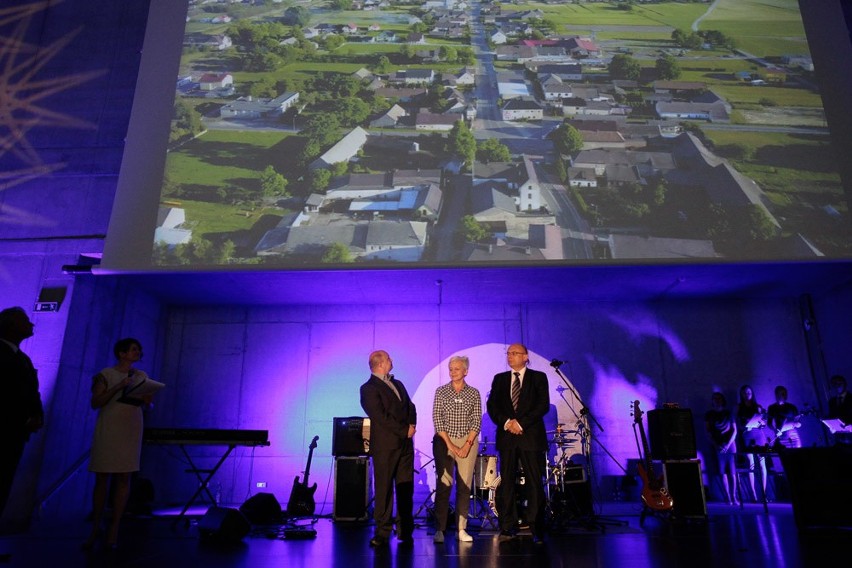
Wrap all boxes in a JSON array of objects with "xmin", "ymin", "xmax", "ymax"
[
  {"xmin": 632, "ymin": 401, "xmax": 674, "ymax": 512},
  {"xmin": 287, "ymin": 435, "xmax": 319, "ymax": 517}
]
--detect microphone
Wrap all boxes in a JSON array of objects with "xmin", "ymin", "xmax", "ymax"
[{"xmin": 549, "ymin": 359, "xmax": 564, "ymax": 368}]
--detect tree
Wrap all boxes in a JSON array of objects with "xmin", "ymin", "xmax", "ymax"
[
  {"xmin": 303, "ymin": 114, "xmax": 341, "ymax": 148},
  {"xmin": 656, "ymin": 54, "xmax": 681, "ymax": 80},
  {"xmin": 448, "ymin": 120, "xmax": 475, "ymax": 168},
  {"xmin": 476, "ymin": 138, "xmax": 511, "ymax": 163},
  {"xmin": 742, "ymin": 205, "xmax": 778, "ymax": 241},
  {"xmin": 608, "ymin": 54, "xmax": 641, "ymax": 81},
  {"xmin": 330, "ymin": 0, "xmax": 352, "ymax": 9},
  {"xmin": 551, "ymin": 123, "xmax": 584, "ymax": 156},
  {"xmin": 250, "ymin": 78, "xmax": 278, "ymax": 98},
  {"xmin": 554, "ymin": 157, "xmax": 568, "ymax": 183},
  {"xmin": 322, "ymin": 242, "xmax": 353, "ymax": 263},
  {"xmin": 283, "ymin": 6, "xmax": 310, "ymax": 27},
  {"xmin": 439, "ymin": 45, "xmax": 457, "ymax": 63},
  {"xmin": 170, "ymin": 99, "xmax": 203, "ymax": 144},
  {"xmin": 460, "ymin": 215, "xmax": 489, "ymax": 243},
  {"xmin": 310, "ymin": 168, "xmax": 332, "ymax": 193},
  {"xmin": 374, "ymin": 55, "xmax": 392, "ymax": 75},
  {"xmin": 260, "ymin": 165, "xmax": 289, "ymax": 197},
  {"xmin": 331, "ymin": 97, "xmax": 370, "ymax": 127}
]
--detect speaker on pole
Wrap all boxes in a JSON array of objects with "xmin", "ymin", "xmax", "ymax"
[
  {"xmin": 198, "ymin": 506, "xmax": 251, "ymax": 541},
  {"xmin": 647, "ymin": 408, "xmax": 697, "ymax": 460},
  {"xmin": 239, "ymin": 492, "xmax": 282, "ymax": 524}
]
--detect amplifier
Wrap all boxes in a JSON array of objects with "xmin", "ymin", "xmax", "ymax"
[
  {"xmin": 663, "ymin": 460, "xmax": 706, "ymax": 518},
  {"xmin": 647, "ymin": 408, "xmax": 697, "ymax": 460},
  {"xmin": 334, "ymin": 457, "xmax": 372, "ymax": 521},
  {"xmin": 332, "ymin": 417, "xmax": 370, "ymax": 456}
]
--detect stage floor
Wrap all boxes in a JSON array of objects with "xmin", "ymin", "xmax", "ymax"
[{"xmin": 0, "ymin": 501, "xmax": 846, "ymax": 568}]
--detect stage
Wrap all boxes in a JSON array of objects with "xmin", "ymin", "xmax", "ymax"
[{"xmin": 1, "ymin": 501, "xmax": 846, "ymax": 568}]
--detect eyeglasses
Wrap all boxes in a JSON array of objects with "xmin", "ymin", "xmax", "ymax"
[{"xmin": 506, "ymin": 351, "xmax": 526, "ymax": 356}]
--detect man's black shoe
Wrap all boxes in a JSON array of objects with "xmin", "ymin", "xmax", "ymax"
[
  {"xmin": 369, "ymin": 536, "xmax": 388, "ymax": 547},
  {"xmin": 498, "ymin": 529, "xmax": 517, "ymax": 541}
]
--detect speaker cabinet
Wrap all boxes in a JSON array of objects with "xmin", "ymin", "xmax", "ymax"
[
  {"xmin": 780, "ymin": 447, "xmax": 852, "ymax": 531},
  {"xmin": 647, "ymin": 408, "xmax": 697, "ymax": 460},
  {"xmin": 332, "ymin": 417, "xmax": 370, "ymax": 456},
  {"xmin": 334, "ymin": 457, "xmax": 371, "ymax": 521},
  {"xmin": 663, "ymin": 460, "xmax": 706, "ymax": 518},
  {"xmin": 239, "ymin": 492, "xmax": 282, "ymax": 524},
  {"xmin": 197, "ymin": 506, "xmax": 251, "ymax": 541}
]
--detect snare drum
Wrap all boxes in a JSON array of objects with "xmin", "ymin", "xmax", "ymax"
[{"xmin": 475, "ymin": 455, "xmax": 499, "ymax": 489}]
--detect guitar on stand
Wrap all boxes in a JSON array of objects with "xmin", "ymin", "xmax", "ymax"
[
  {"xmin": 287, "ymin": 435, "xmax": 319, "ymax": 518},
  {"xmin": 632, "ymin": 401, "xmax": 673, "ymax": 524}
]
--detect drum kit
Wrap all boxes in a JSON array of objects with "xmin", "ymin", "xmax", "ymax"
[{"xmin": 469, "ymin": 424, "xmax": 584, "ymax": 527}]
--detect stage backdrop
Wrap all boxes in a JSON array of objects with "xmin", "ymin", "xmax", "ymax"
[{"xmin": 34, "ymin": 275, "xmax": 836, "ymax": 520}]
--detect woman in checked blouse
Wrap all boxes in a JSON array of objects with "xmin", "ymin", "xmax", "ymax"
[{"xmin": 431, "ymin": 355, "xmax": 482, "ymax": 543}]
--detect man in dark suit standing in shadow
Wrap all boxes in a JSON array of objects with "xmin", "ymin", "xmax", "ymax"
[
  {"xmin": 360, "ymin": 350, "xmax": 417, "ymax": 547},
  {"xmin": 0, "ymin": 307, "xmax": 44, "ymax": 526},
  {"xmin": 487, "ymin": 343, "xmax": 549, "ymax": 544}
]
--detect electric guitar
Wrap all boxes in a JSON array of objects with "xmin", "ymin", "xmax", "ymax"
[
  {"xmin": 632, "ymin": 401, "xmax": 674, "ymax": 512},
  {"xmin": 287, "ymin": 435, "xmax": 319, "ymax": 517},
  {"xmin": 766, "ymin": 408, "xmax": 816, "ymax": 446}
]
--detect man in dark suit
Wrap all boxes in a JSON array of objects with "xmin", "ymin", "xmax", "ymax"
[
  {"xmin": 360, "ymin": 350, "xmax": 417, "ymax": 547},
  {"xmin": 0, "ymin": 307, "xmax": 44, "ymax": 519},
  {"xmin": 486, "ymin": 343, "xmax": 549, "ymax": 544}
]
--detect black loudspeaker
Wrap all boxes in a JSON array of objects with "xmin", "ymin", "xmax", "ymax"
[
  {"xmin": 239, "ymin": 492, "xmax": 282, "ymax": 524},
  {"xmin": 334, "ymin": 457, "xmax": 371, "ymax": 521},
  {"xmin": 197, "ymin": 506, "xmax": 251, "ymax": 541},
  {"xmin": 647, "ymin": 408, "xmax": 697, "ymax": 460},
  {"xmin": 663, "ymin": 460, "xmax": 706, "ymax": 518},
  {"xmin": 332, "ymin": 417, "xmax": 369, "ymax": 456},
  {"xmin": 780, "ymin": 447, "xmax": 852, "ymax": 530}
]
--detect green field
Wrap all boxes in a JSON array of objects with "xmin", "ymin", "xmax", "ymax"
[
  {"xmin": 520, "ymin": 1, "xmax": 707, "ymax": 30},
  {"xmin": 699, "ymin": 0, "xmax": 808, "ymax": 55}
]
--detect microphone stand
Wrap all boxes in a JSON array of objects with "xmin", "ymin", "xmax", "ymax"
[
  {"xmin": 549, "ymin": 360, "xmax": 627, "ymax": 531},
  {"xmin": 413, "ymin": 452, "xmax": 437, "ymax": 524}
]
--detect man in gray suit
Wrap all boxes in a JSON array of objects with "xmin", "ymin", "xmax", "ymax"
[{"xmin": 360, "ymin": 350, "xmax": 417, "ymax": 547}]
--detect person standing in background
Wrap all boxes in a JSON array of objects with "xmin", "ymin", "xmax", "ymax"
[
  {"xmin": 431, "ymin": 355, "xmax": 481, "ymax": 544},
  {"xmin": 736, "ymin": 385, "xmax": 767, "ymax": 502},
  {"xmin": 767, "ymin": 385, "xmax": 803, "ymax": 449},
  {"xmin": 0, "ymin": 307, "xmax": 44, "ymax": 520},
  {"xmin": 486, "ymin": 343, "xmax": 549, "ymax": 544},
  {"xmin": 705, "ymin": 391, "xmax": 739, "ymax": 506},
  {"xmin": 360, "ymin": 350, "xmax": 417, "ymax": 547},
  {"xmin": 827, "ymin": 375, "xmax": 852, "ymax": 445},
  {"xmin": 85, "ymin": 338, "xmax": 158, "ymax": 550}
]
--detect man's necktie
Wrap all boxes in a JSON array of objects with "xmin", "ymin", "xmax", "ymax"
[{"xmin": 511, "ymin": 372, "xmax": 521, "ymax": 411}]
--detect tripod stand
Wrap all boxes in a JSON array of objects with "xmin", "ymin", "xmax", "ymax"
[
  {"xmin": 413, "ymin": 454, "xmax": 437, "ymax": 523},
  {"xmin": 548, "ymin": 359, "xmax": 628, "ymax": 532}
]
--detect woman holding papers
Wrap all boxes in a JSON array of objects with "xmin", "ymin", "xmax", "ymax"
[{"xmin": 85, "ymin": 338, "xmax": 163, "ymax": 550}]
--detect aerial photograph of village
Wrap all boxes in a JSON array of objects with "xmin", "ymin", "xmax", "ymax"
[{"xmin": 151, "ymin": 0, "xmax": 851, "ymax": 267}]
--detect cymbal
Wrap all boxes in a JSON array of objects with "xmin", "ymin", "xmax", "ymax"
[
  {"xmin": 546, "ymin": 429, "xmax": 579, "ymax": 435},
  {"xmin": 549, "ymin": 438, "xmax": 577, "ymax": 445}
]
